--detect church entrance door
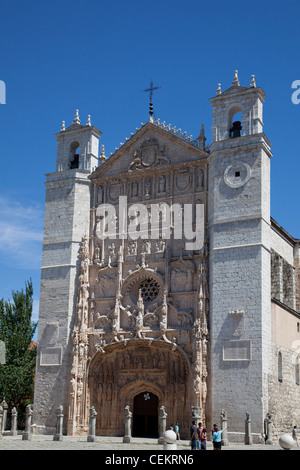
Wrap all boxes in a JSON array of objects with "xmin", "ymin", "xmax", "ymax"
[{"xmin": 132, "ymin": 391, "xmax": 158, "ymax": 438}]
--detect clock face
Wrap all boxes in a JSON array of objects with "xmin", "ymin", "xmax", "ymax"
[{"xmin": 223, "ymin": 161, "xmax": 251, "ymax": 188}]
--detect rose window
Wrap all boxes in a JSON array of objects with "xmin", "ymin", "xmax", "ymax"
[{"xmin": 139, "ymin": 278, "xmax": 159, "ymax": 303}]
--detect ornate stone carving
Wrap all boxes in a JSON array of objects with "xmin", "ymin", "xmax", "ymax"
[
  {"xmin": 128, "ymin": 138, "xmax": 169, "ymax": 172},
  {"xmin": 170, "ymin": 255, "xmax": 194, "ymax": 292},
  {"xmin": 108, "ymin": 179, "xmax": 122, "ymax": 202},
  {"xmin": 97, "ymin": 267, "xmax": 117, "ymax": 298},
  {"xmin": 175, "ymin": 167, "xmax": 192, "ymax": 193}
]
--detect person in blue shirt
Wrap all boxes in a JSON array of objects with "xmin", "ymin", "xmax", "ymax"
[
  {"xmin": 212, "ymin": 424, "xmax": 227, "ymax": 450},
  {"xmin": 174, "ymin": 422, "xmax": 180, "ymax": 440}
]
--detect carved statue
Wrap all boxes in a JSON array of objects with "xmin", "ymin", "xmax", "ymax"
[{"xmin": 159, "ymin": 175, "xmax": 166, "ymax": 193}]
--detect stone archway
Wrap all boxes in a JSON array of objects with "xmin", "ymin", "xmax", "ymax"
[{"xmin": 87, "ymin": 339, "xmax": 191, "ymax": 437}]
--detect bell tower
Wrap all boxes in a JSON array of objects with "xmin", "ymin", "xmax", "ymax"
[
  {"xmin": 208, "ymin": 71, "xmax": 273, "ymax": 438},
  {"xmin": 56, "ymin": 109, "xmax": 101, "ymax": 172},
  {"xmin": 33, "ymin": 111, "xmax": 102, "ymax": 434}
]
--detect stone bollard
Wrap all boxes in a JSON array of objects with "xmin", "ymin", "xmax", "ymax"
[
  {"xmin": 279, "ymin": 433, "xmax": 295, "ymax": 450},
  {"xmin": 22, "ymin": 404, "xmax": 33, "ymax": 440},
  {"xmin": 87, "ymin": 406, "xmax": 97, "ymax": 442},
  {"xmin": 53, "ymin": 405, "xmax": 64, "ymax": 441},
  {"xmin": 1, "ymin": 399, "xmax": 8, "ymax": 432},
  {"xmin": 163, "ymin": 430, "xmax": 177, "ymax": 450},
  {"xmin": 158, "ymin": 406, "xmax": 167, "ymax": 444},
  {"xmin": 11, "ymin": 407, "xmax": 18, "ymax": 436},
  {"xmin": 245, "ymin": 412, "xmax": 253, "ymax": 445},
  {"xmin": 123, "ymin": 405, "xmax": 132, "ymax": 443},
  {"xmin": 221, "ymin": 409, "xmax": 229, "ymax": 446},
  {"xmin": 0, "ymin": 406, "xmax": 3, "ymax": 439},
  {"xmin": 264, "ymin": 412, "xmax": 273, "ymax": 445}
]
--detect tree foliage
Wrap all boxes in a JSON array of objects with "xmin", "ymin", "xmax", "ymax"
[{"xmin": 0, "ymin": 279, "xmax": 37, "ymax": 408}]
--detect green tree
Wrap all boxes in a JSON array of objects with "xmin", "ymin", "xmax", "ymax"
[{"xmin": 0, "ymin": 280, "xmax": 37, "ymax": 412}]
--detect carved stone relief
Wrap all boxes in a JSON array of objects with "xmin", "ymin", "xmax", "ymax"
[
  {"xmin": 108, "ymin": 179, "xmax": 122, "ymax": 202},
  {"xmin": 128, "ymin": 138, "xmax": 169, "ymax": 172},
  {"xmin": 170, "ymin": 257, "xmax": 194, "ymax": 292},
  {"xmin": 175, "ymin": 167, "xmax": 192, "ymax": 193},
  {"xmin": 97, "ymin": 267, "xmax": 117, "ymax": 298}
]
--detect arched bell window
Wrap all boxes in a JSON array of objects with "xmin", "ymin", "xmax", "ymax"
[
  {"xmin": 229, "ymin": 107, "xmax": 242, "ymax": 138},
  {"xmin": 70, "ymin": 141, "xmax": 80, "ymax": 169}
]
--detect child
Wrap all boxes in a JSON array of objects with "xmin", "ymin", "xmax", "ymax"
[{"xmin": 201, "ymin": 428, "xmax": 207, "ymax": 450}]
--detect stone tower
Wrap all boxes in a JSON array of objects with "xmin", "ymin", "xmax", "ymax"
[
  {"xmin": 33, "ymin": 111, "xmax": 101, "ymax": 433},
  {"xmin": 208, "ymin": 71, "xmax": 273, "ymax": 434}
]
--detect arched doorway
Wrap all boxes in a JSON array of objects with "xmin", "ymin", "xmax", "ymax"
[
  {"xmin": 87, "ymin": 340, "xmax": 191, "ymax": 436},
  {"xmin": 132, "ymin": 391, "xmax": 158, "ymax": 437}
]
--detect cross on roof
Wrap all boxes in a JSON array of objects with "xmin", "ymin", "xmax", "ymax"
[{"xmin": 143, "ymin": 80, "xmax": 161, "ymax": 117}]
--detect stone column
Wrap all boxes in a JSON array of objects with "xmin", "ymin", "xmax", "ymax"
[
  {"xmin": 0, "ymin": 406, "xmax": 3, "ymax": 439},
  {"xmin": 22, "ymin": 404, "xmax": 33, "ymax": 440},
  {"xmin": 11, "ymin": 407, "xmax": 18, "ymax": 436},
  {"xmin": 245, "ymin": 412, "xmax": 253, "ymax": 445},
  {"xmin": 220, "ymin": 409, "xmax": 229, "ymax": 446},
  {"xmin": 123, "ymin": 405, "xmax": 132, "ymax": 443},
  {"xmin": 53, "ymin": 405, "xmax": 64, "ymax": 441},
  {"xmin": 158, "ymin": 406, "xmax": 167, "ymax": 444},
  {"xmin": 87, "ymin": 406, "xmax": 97, "ymax": 442}
]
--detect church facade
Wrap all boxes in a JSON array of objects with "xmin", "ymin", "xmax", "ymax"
[{"xmin": 33, "ymin": 72, "xmax": 300, "ymax": 441}]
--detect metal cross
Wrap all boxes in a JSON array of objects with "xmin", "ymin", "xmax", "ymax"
[{"xmin": 143, "ymin": 80, "xmax": 161, "ymax": 116}]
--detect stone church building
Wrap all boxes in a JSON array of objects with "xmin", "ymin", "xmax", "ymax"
[{"xmin": 33, "ymin": 72, "xmax": 300, "ymax": 442}]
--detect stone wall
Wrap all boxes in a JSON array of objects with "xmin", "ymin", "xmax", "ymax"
[
  {"xmin": 269, "ymin": 301, "xmax": 300, "ymax": 439},
  {"xmin": 269, "ymin": 343, "xmax": 300, "ymax": 439},
  {"xmin": 295, "ymin": 243, "xmax": 300, "ymax": 312}
]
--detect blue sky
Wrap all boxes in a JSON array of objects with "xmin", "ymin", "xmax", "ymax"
[{"xmin": 0, "ymin": 0, "xmax": 299, "ymax": 334}]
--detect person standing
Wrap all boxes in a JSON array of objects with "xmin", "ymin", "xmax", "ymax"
[
  {"xmin": 201, "ymin": 428, "xmax": 207, "ymax": 450},
  {"xmin": 190, "ymin": 420, "xmax": 198, "ymax": 450},
  {"xmin": 212, "ymin": 424, "xmax": 227, "ymax": 450},
  {"xmin": 174, "ymin": 422, "xmax": 180, "ymax": 440},
  {"xmin": 292, "ymin": 426, "xmax": 299, "ymax": 446},
  {"xmin": 197, "ymin": 422, "xmax": 203, "ymax": 450}
]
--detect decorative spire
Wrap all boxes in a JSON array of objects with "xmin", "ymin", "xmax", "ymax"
[
  {"xmin": 250, "ymin": 75, "xmax": 256, "ymax": 88},
  {"xmin": 73, "ymin": 109, "xmax": 81, "ymax": 124},
  {"xmin": 232, "ymin": 70, "xmax": 240, "ymax": 86},
  {"xmin": 99, "ymin": 144, "xmax": 107, "ymax": 164},
  {"xmin": 216, "ymin": 83, "xmax": 222, "ymax": 96},
  {"xmin": 86, "ymin": 115, "xmax": 91, "ymax": 126},
  {"xmin": 196, "ymin": 124, "xmax": 207, "ymax": 151},
  {"xmin": 61, "ymin": 121, "xmax": 65, "ymax": 132}
]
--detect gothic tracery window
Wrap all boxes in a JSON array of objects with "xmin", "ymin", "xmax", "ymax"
[{"xmin": 139, "ymin": 278, "xmax": 159, "ymax": 303}]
